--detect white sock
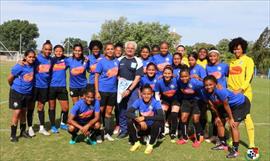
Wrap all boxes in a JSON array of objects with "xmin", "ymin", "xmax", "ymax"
[{"xmin": 40, "ymin": 125, "xmax": 44, "ymax": 130}]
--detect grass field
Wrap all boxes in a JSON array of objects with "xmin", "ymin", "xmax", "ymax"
[{"xmin": 0, "ymin": 61, "xmax": 269, "ymax": 161}]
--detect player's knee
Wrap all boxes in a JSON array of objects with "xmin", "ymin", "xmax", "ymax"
[
  {"xmin": 68, "ymin": 125, "xmax": 75, "ymax": 132},
  {"xmin": 94, "ymin": 122, "xmax": 101, "ymax": 129}
]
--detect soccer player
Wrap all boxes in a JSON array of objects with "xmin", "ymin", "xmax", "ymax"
[
  {"xmin": 67, "ymin": 89, "xmax": 101, "ymax": 145},
  {"xmin": 65, "ymin": 43, "xmax": 88, "ymax": 104},
  {"xmin": 176, "ymin": 45, "xmax": 189, "ymax": 66},
  {"xmin": 127, "ymin": 84, "xmax": 164, "ymax": 154},
  {"xmin": 48, "ymin": 45, "xmax": 69, "ymax": 133},
  {"xmin": 197, "ymin": 48, "xmax": 208, "ymax": 69},
  {"xmin": 151, "ymin": 45, "xmax": 160, "ymax": 56},
  {"xmin": 203, "ymin": 75, "xmax": 251, "ymax": 158},
  {"xmin": 227, "ymin": 37, "xmax": 255, "ymax": 148},
  {"xmin": 152, "ymin": 41, "xmax": 172, "ymax": 76},
  {"xmin": 95, "ymin": 43, "xmax": 119, "ymax": 142},
  {"xmin": 172, "ymin": 52, "xmax": 186, "ymax": 78},
  {"xmin": 8, "ymin": 50, "xmax": 36, "ymax": 142},
  {"xmin": 140, "ymin": 45, "xmax": 153, "ymax": 73},
  {"xmin": 114, "ymin": 42, "xmax": 123, "ymax": 58},
  {"xmin": 87, "ymin": 40, "xmax": 104, "ymax": 92},
  {"xmin": 188, "ymin": 52, "xmax": 207, "ymax": 81},
  {"xmin": 140, "ymin": 63, "xmax": 159, "ymax": 90},
  {"xmin": 176, "ymin": 68, "xmax": 204, "ymax": 148},
  {"xmin": 154, "ymin": 65, "xmax": 179, "ymax": 142}
]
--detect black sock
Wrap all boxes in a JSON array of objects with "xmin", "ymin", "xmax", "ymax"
[
  {"xmin": 232, "ymin": 142, "xmax": 239, "ymax": 152},
  {"xmin": 194, "ymin": 122, "xmax": 203, "ymax": 140},
  {"xmin": 49, "ymin": 109, "xmax": 56, "ymax": 127},
  {"xmin": 27, "ymin": 109, "xmax": 34, "ymax": 127},
  {"xmin": 68, "ymin": 130, "xmax": 78, "ymax": 141},
  {"xmin": 169, "ymin": 112, "xmax": 178, "ymax": 135},
  {"xmin": 150, "ymin": 121, "xmax": 162, "ymax": 145},
  {"xmin": 219, "ymin": 136, "xmax": 227, "ymax": 145},
  {"xmin": 11, "ymin": 125, "xmax": 17, "ymax": 138},
  {"xmin": 20, "ymin": 123, "xmax": 26, "ymax": 133},
  {"xmin": 38, "ymin": 110, "xmax": 45, "ymax": 125},
  {"xmin": 61, "ymin": 110, "xmax": 69, "ymax": 124},
  {"xmin": 181, "ymin": 122, "xmax": 188, "ymax": 140},
  {"xmin": 105, "ymin": 117, "xmax": 114, "ymax": 135},
  {"xmin": 115, "ymin": 104, "xmax": 119, "ymax": 126}
]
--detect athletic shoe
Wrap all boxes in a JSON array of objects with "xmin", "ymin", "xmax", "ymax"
[
  {"xmin": 192, "ymin": 140, "xmax": 201, "ymax": 148},
  {"xmin": 211, "ymin": 144, "xmax": 228, "ymax": 151},
  {"xmin": 28, "ymin": 127, "xmax": 35, "ymax": 137},
  {"xmin": 20, "ymin": 131, "xmax": 31, "ymax": 138},
  {"xmin": 176, "ymin": 138, "xmax": 188, "ymax": 145},
  {"xmin": 164, "ymin": 123, "xmax": 170, "ymax": 135},
  {"xmin": 10, "ymin": 136, "xmax": 18, "ymax": 142},
  {"xmin": 69, "ymin": 139, "xmax": 76, "ymax": 145},
  {"xmin": 39, "ymin": 128, "xmax": 51, "ymax": 136},
  {"xmin": 85, "ymin": 136, "xmax": 97, "ymax": 145},
  {"xmin": 226, "ymin": 150, "xmax": 239, "ymax": 158},
  {"xmin": 170, "ymin": 134, "xmax": 177, "ymax": 143},
  {"xmin": 113, "ymin": 126, "xmax": 120, "ymax": 135},
  {"xmin": 51, "ymin": 126, "xmax": 59, "ymax": 134},
  {"xmin": 104, "ymin": 134, "xmax": 114, "ymax": 141},
  {"xmin": 144, "ymin": 144, "xmax": 153, "ymax": 154},
  {"xmin": 130, "ymin": 141, "xmax": 141, "ymax": 152},
  {"xmin": 205, "ymin": 136, "xmax": 218, "ymax": 143},
  {"xmin": 96, "ymin": 135, "xmax": 103, "ymax": 144},
  {"xmin": 117, "ymin": 132, "xmax": 128, "ymax": 139},
  {"xmin": 60, "ymin": 123, "xmax": 68, "ymax": 131}
]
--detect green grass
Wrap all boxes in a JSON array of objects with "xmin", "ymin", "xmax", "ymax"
[{"xmin": 0, "ymin": 61, "xmax": 269, "ymax": 161}]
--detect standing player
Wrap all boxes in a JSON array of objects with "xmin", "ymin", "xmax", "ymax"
[
  {"xmin": 172, "ymin": 52, "xmax": 186, "ymax": 78},
  {"xmin": 67, "ymin": 89, "xmax": 101, "ymax": 145},
  {"xmin": 95, "ymin": 43, "xmax": 119, "ymax": 142},
  {"xmin": 151, "ymin": 45, "xmax": 160, "ymax": 56},
  {"xmin": 176, "ymin": 45, "xmax": 189, "ymax": 66},
  {"xmin": 197, "ymin": 48, "xmax": 208, "ymax": 69},
  {"xmin": 127, "ymin": 84, "xmax": 164, "ymax": 154},
  {"xmin": 8, "ymin": 50, "xmax": 36, "ymax": 142},
  {"xmin": 140, "ymin": 63, "xmax": 159, "ymax": 90},
  {"xmin": 188, "ymin": 52, "xmax": 207, "ymax": 81},
  {"xmin": 227, "ymin": 37, "xmax": 256, "ymax": 148},
  {"xmin": 140, "ymin": 45, "xmax": 153, "ymax": 73},
  {"xmin": 48, "ymin": 45, "xmax": 69, "ymax": 133}
]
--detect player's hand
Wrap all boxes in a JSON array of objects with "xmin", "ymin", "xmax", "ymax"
[
  {"xmin": 80, "ymin": 125, "xmax": 89, "ymax": 135},
  {"xmin": 229, "ymin": 118, "xmax": 236, "ymax": 128},
  {"xmin": 139, "ymin": 121, "xmax": 147, "ymax": 131},
  {"xmin": 191, "ymin": 74, "xmax": 200, "ymax": 80},
  {"xmin": 95, "ymin": 92, "xmax": 101, "ymax": 100},
  {"xmin": 135, "ymin": 116, "xmax": 145, "ymax": 122},
  {"xmin": 122, "ymin": 89, "xmax": 131, "ymax": 98}
]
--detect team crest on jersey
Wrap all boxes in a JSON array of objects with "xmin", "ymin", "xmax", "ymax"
[
  {"xmin": 188, "ymin": 83, "xmax": 193, "ymax": 88},
  {"xmin": 13, "ymin": 102, "xmax": 18, "ymax": 108},
  {"xmin": 217, "ymin": 66, "xmax": 222, "ymax": 71},
  {"xmin": 170, "ymin": 84, "xmax": 175, "ymax": 89},
  {"xmin": 153, "ymin": 79, "xmax": 157, "ymax": 83},
  {"xmin": 149, "ymin": 105, "xmax": 153, "ymax": 111},
  {"xmin": 114, "ymin": 61, "xmax": 118, "ymax": 66},
  {"xmin": 165, "ymin": 57, "xmax": 170, "ymax": 62}
]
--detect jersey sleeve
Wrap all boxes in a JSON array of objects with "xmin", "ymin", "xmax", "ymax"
[
  {"xmin": 240, "ymin": 57, "xmax": 254, "ymax": 90},
  {"xmin": 11, "ymin": 64, "xmax": 23, "ymax": 76},
  {"xmin": 154, "ymin": 100, "xmax": 162, "ymax": 110},
  {"xmin": 94, "ymin": 100, "xmax": 100, "ymax": 112},
  {"xmin": 131, "ymin": 99, "xmax": 140, "ymax": 110},
  {"xmin": 154, "ymin": 81, "xmax": 160, "ymax": 92},
  {"xmin": 216, "ymin": 88, "xmax": 229, "ymax": 102},
  {"xmin": 70, "ymin": 103, "xmax": 79, "ymax": 116},
  {"xmin": 95, "ymin": 60, "xmax": 103, "ymax": 74},
  {"xmin": 224, "ymin": 63, "xmax": 229, "ymax": 77}
]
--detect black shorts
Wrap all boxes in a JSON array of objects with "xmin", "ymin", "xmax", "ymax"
[
  {"xmin": 212, "ymin": 106, "xmax": 227, "ymax": 120},
  {"xmin": 231, "ymin": 97, "xmax": 250, "ymax": 122},
  {"xmin": 181, "ymin": 99, "xmax": 200, "ymax": 114},
  {"xmin": 87, "ymin": 84, "xmax": 95, "ymax": 93},
  {"xmin": 49, "ymin": 87, "xmax": 68, "ymax": 101},
  {"xmin": 33, "ymin": 87, "xmax": 48, "ymax": 103},
  {"xmin": 69, "ymin": 87, "xmax": 85, "ymax": 97},
  {"xmin": 99, "ymin": 92, "xmax": 117, "ymax": 107},
  {"xmin": 9, "ymin": 89, "xmax": 32, "ymax": 109},
  {"xmin": 161, "ymin": 97, "xmax": 180, "ymax": 107}
]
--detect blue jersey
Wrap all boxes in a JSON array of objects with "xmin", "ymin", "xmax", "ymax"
[
  {"xmin": 152, "ymin": 53, "xmax": 172, "ymax": 76},
  {"xmin": 131, "ymin": 98, "xmax": 162, "ymax": 126},
  {"xmin": 95, "ymin": 57, "xmax": 119, "ymax": 92},
  {"xmin": 140, "ymin": 74, "xmax": 159, "ymax": 90},
  {"xmin": 206, "ymin": 63, "xmax": 229, "ymax": 87},
  {"xmin": 70, "ymin": 98, "xmax": 100, "ymax": 124},
  {"xmin": 178, "ymin": 78, "xmax": 204, "ymax": 100},
  {"xmin": 88, "ymin": 54, "xmax": 104, "ymax": 85},
  {"xmin": 34, "ymin": 53, "xmax": 52, "ymax": 88},
  {"xmin": 202, "ymin": 87, "xmax": 245, "ymax": 107},
  {"xmin": 154, "ymin": 77, "xmax": 178, "ymax": 100},
  {"xmin": 141, "ymin": 57, "xmax": 153, "ymax": 73},
  {"xmin": 50, "ymin": 57, "xmax": 67, "ymax": 87},
  {"xmin": 65, "ymin": 57, "xmax": 88, "ymax": 89},
  {"xmin": 190, "ymin": 64, "xmax": 207, "ymax": 79},
  {"xmin": 11, "ymin": 64, "xmax": 34, "ymax": 94}
]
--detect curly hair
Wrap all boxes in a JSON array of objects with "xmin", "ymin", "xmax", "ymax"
[
  {"xmin": 88, "ymin": 40, "xmax": 103, "ymax": 51},
  {"xmin": 228, "ymin": 37, "xmax": 248, "ymax": 54}
]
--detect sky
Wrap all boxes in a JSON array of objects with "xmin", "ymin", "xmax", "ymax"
[{"xmin": 1, "ymin": 0, "xmax": 269, "ymax": 49}]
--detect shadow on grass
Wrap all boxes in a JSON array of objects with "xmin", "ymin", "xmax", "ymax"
[{"xmin": 32, "ymin": 118, "xmax": 62, "ymax": 131}]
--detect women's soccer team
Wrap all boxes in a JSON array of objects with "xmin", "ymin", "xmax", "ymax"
[{"xmin": 8, "ymin": 37, "xmax": 256, "ymax": 158}]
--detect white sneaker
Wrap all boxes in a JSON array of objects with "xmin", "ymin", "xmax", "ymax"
[
  {"xmin": 164, "ymin": 126, "xmax": 170, "ymax": 135},
  {"xmin": 39, "ymin": 127, "xmax": 51, "ymax": 136},
  {"xmin": 104, "ymin": 134, "xmax": 114, "ymax": 141},
  {"xmin": 28, "ymin": 127, "xmax": 35, "ymax": 137},
  {"xmin": 113, "ymin": 126, "xmax": 120, "ymax": 135}
]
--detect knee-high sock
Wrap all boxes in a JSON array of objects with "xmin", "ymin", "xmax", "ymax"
[
  {"xmin": 181, "ymin": 122, "xmax": 188, "ymax": 140},
  {"xmin": 194, "ymin": 122, "xmax": 203, "ymax": 140},
  {"xmin": 11, "ymin": 125, "xmax": 17, "ymax": 138},
  {"xmin": 105, "ymin": 117, "xmax": 114, "ymax": 135},
  {"xmin": 245, "ymin": 114, "xmax": 255, "ymax": 147},
  {"xmin": 27, "ymin": 109, "xmax": 34, "ymax": 127},
  {"xmin": 48, "ymin": 109, "xmax": 55, "ymax": 127},
  {"xmin": 38, "ymin": 110, "xmax": 45, "ymax": 126},
  {"xmin": 169, "ymin": 112, "xmax": 178, "ymax": 135},
  {"xmin": 61, "ymin": 110, "xmax": 69, "ymax": 124}
]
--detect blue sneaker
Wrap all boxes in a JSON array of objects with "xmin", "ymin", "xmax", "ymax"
[
  {"xmin": 60, "ymin": 123, "xmax": 68, "ymax": 130},
  {"xmin": 69, "ymin": 139, "xmax": 76, "ymax": 145},
  {"xmin": 85, "ymin": 137, "xmax": 97, "ymax": 145},
  {"xmin": 51, "ymin": 126, "xmax": 59, "ymax": 133}
]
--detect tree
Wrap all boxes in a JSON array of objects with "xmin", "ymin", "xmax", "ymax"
[
  {"xmin": 0, "ymin": 19, "xmax": 39, "ymax": 51},
  {"xmin": 216, "ymin": 38, "xmax": 233, "ymax": 62},
  {"xmin": 62, "ymin": 37, "xmax": 88, "ymax": 55},
  {"xmin": 92, "ymin": 17, "xmax": 181, "ymax": 54}
]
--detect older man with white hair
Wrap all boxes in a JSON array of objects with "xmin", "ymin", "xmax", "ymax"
[{"xmin": 117, "ymin": 41, "xmax": 144, "ymax": 138}]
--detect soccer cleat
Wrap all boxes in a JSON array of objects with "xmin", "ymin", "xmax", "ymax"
[
  {"xmin": 104, "ymin": 134, "xmax": 115, "ymax": 141},
  {"xmin": 170, "ymin": 134, "xmax": 177, "ymax": 143},
  {"xmin": 10, "ymin": 136, "xmax": 18, "ymax": 142},
  {"xmin": 144, "ymin": 144, "xmax": 153, "ymax": 154},
  {"xmin": 85, "ymin": 136, "xmax": 97, "ymax": 145},
  {"xmin": 211, "ymin": 144, "xmax": 228, "ymax": 151},
  {"xmin": 20, "ymin": 131, "xmax": 32, "ymax": 138},
  {"xmin": 60, "ymin": 123, "xmax": 68, "ymax": 131},
  {"xmin": 39, "ymin": 128, "xmax": 51, "ymax": 136},
  {"xmin": 130, "ymin": 141, "xmax": 141, "ymax": 152},
  {"xmin": 113, "ymin": 126, "xmax": 120, "ymax": 135},
  {"xmin": 176, "ymin": 138, "xmax": 188, "ymax": 145},
  {"xmin": 226, "ymin": 150, "xmax": 239, "ymax": 158},
  {"xmin": 192, "ymin": 140, "xmax": 201, "ymax": 148},
  {"xmin": 28, "ymin": 127, "xmax": 35, "ymax": 137},
  {"xmin": 96, "ymin": 135, "xmax": 103, "ymax": 144},
  {"xmin": 69, "ymin": 139, "xmax": 76, "ymax": 145},
  {"xmin": 51, "ymin": 126, "xmax": 59, "ymax": 134}
]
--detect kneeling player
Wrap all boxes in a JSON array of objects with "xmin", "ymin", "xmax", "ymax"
[
  {"xmin": 126, "ymin": 84, "xmax": 164, "ymax": 154},
  {"xmin": 67, "ymin": 89, "xmax": 101, "ymax": 145},
  {"xmin": 203, "ymin": 75, "xmax": 251, "ymax": 158}
]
